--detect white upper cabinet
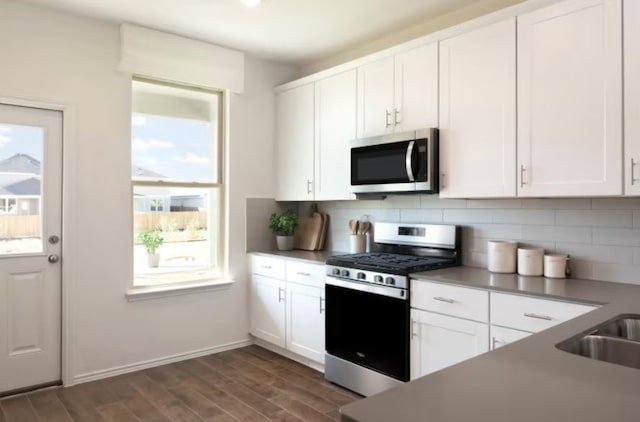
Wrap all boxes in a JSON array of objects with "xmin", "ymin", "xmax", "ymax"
[
  {"xmin": 276, "ymin": 83, "xmax": 315, "ymax": 201},
  {"xmin": 315, "ymin": 70, "xmax": 356, "ymax": 201},
  {"xmin": 439, "ymin": 19, "xmax": 517, "ymax": 198},
  {"xmin": 624, "ymin": 0, "xmax": 640, "ymax": 195},
  {"xmin": 517, "ymin": 0, "xmax": 623, "ymax": 197},
  {"xmin": 357, "ymin": 43, "xmax": 438, "ymax": 138}
]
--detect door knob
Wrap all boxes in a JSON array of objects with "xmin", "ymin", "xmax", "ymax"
[
  {"xmin": 48, "ymin": 235, "xmax": 60, "ymax": 244},
  {"xmin": 48, "ymin": 254, "xmax": 60, "ymax": 264}
]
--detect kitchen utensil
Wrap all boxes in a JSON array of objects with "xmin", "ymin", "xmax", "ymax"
[
  {"xmin": 349, "ymin": 219, "xmax": 359, "ymax": 235},
  {"xmin": 358, "ymin": 221, "xmax": 371, "ymax": 235},
  {"xmin": 517, "ymin": 247, "xmax": 544, "ymax": 276},
  {"xmin": 487, "ymin": 240, "xmax": 518, "ymax": 273}
]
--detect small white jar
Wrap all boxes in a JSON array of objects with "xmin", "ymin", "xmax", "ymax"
[
  {"xmin": 517, "ymin": 247, "xmax": 544, "ymax": 276},
  {"xmin": 487, "ymin": 240, "xmax": 518, "ymax": 273},
  {"xmin": 544, "ymin": 254, "xmax": 569, "ymax": 278}
]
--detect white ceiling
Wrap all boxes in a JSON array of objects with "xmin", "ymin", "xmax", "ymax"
[{"xmin": 19, "ymin": 0, "xmax": 487, "ymax": 67}]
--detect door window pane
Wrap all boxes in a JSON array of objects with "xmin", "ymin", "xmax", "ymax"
[{"xmin": 0, "ymin": 124, "xmax": 43, "ymax": 255}]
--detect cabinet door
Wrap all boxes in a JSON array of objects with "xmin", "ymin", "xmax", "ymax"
[
  {"xmin": 286, "ymin": 282, "xmax": 325, "ymax": 363},
  {"xmin": 517, "ymin": 0, "xmax": 622, "ymax": 196},
  {"xmin": 624, "ymin": 0, "xmax": 640, "ymax": 195},
  {"xmin": 315, "ymin": 70, "xmax": 356, "ymax": 200},
  {"xmin": 357, "ymin": 56, "xmax": 395, "ymax": 138},
  {"xmin": 395, "ymin": 43, "xmax": 438, "ymax": 132},
  {"xmin": 410, "ymin": 309, "xmax": 489, "ymax": 379},
  {"xmin": 490, "ymin": 325, "xmax": 531, "ymax": 350},
  {"xmin": 276, "ymin": 84, "xmax": 315, "ymax": 201},
  {"xmin": 439, "ymin": 19, "xmax": 517, "ymax": 198},
  {"xmin": 250, "ymin": 275, "xmax": 286, "ymax": 348}
]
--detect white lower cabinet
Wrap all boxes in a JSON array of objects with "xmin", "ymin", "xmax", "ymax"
[
  {"xmin": 410, "ymin": 309, "xmax": 489, "ymax": 380},
  {"xmin": 286, "ymin": 282, "xmax": 325, "ymax": 363},
  {"xmin": 490, "ymin": 325, "xmax": 531, "ymax": 350},
  {"xmin": 250, "ymin": 274, "xmax": 286, "ymax": 348},
  {"xmin": 249, "ymin": 255, "xmax": 325, "ymax": 364}
]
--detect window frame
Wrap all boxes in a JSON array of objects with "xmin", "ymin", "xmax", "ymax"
[{"xmin": 130, "ymin": 77, "xmax": 226, "ymax": 288}]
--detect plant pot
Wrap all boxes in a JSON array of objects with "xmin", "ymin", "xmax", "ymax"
[
  {"xmin": 147, "ymin": 253, "xmax": 160, "ymax": 268},
  {"xmin": 276, "ymin": 235, "xmax": 294, "ymax": 251}
]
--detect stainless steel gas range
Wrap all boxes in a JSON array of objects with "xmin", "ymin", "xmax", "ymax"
[{"xmin": 324, "ymin": 222, "xmax": 460, "ymax": 397}]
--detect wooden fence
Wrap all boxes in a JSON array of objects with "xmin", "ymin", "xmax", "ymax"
[
  {"xmin": 134, "ymin": 211, "xmax": 207, "ymax": 232},
  {"xmin": 0, "ymin": 215, "xmax": 40, "ymax": 238}
]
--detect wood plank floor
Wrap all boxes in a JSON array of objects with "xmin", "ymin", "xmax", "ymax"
[{"xmin": 0, "ymin": 345, "xmax": 362, "ymax": 421}]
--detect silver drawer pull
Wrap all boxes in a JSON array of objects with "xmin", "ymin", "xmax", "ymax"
[
  {"xmin": 261, "ymin": 265, "xmax": 272, "ymax": 269},
  {"xmin": 524, "ymin": 312, "xmax": 552, "ymax": 321},
  {"xmin": 492, "ymin": 337, "xmax": 507, "ymax": 350},
  {"xmin": 296, "ymin": 272, "xmax": 311, "ymax": 276},
  {"xmin": 433, "ymin": 296, "xmax": 455, "ymax": 304}
]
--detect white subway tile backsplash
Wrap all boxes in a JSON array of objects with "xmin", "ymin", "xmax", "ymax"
[
  {"xmin": 380, "ymin": 195, "xmax": 421, "ymax": 209},
  {"xmin": 556, "ymin": 210, "xmax": 633, "ymax": 228},
  {"xmin": 521, "ymin": 225, "xmax": 591, "ymax": 243},
  {"xmin": 400, "ymin": 208, "xmax": 443, "ymax": 223},
  {"xmin": 592, "ymin": 228, "xmax": 640, "ymax": 247},
  {"xmin": 591, "ymin": 198, "xmax": 640, "ymax": 210},
  {"xmin": 420, "ymin": 196, "xmax": 466, "ymax": 209},
  {"xmin": 570, "ymin": 260, "xmax": 594, "ymax": 280},
  {"xmin": 444, "ymin": 209, "xmax": 494, "ymax": 223},
  {"xmin": 520, "ymin": 198, "xmax": 591, "ymax": 209},
  {"xmin": 490, "ymin": 209, "xmax": 555, "ymax": 225},
  {"xmin": 466, "ymin": 199, "xmax": 522, "ymax": 209},
  {"xmin": 592, "ymin": 264, "xmax": 640, "ymax": 285},
  {"xmin": 468, "ymin": 224, "xmax": 522, "ymax": 240},
  {"xmin": 634, "ymin": 211, "xmax": 640, "ymax": 227},
  {"xmin": 555, "ymin": 243, "xmax": 634, "ymax": 265}
]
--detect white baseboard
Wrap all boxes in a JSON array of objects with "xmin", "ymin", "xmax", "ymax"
[
  {"xmin": 253, "ymin": 338, "xmax": 325, "ymax": 373},
  {"xmin": 72, "ymin": 338, "xmax": 252, "ymax": 385}
]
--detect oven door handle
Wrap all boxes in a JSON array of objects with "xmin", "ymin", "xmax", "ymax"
[
  {"xmin": 405, "ymin": 140, "xmax": 416, "ymax": 182},
  {"xmin": 326, "ymin": 277, "xmax": 408, "ymax": 300}
]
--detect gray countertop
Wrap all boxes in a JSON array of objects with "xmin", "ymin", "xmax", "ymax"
[
  {"xmin": 249, "ymin": 249, "xmax": 346, "ymax": 264},
  {"xmin": 341, "ymin": 267, "xmax": 640, "ymax": 422}
]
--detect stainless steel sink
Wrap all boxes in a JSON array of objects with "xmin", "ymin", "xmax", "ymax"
[{"xmin": 557, "ymin": 315, "xmax": 640, "ymax": 370}]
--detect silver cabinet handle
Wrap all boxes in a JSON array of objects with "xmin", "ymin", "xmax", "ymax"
[
  {"xmin": 319, "ymin": 297, "xmax": 325, "ymax": 313},
  {"xmin": 261, "ymin": 265, "xmax": 272, "ymax": 269},
  {"xmin": 307, "ymin": 179, "xmax": 313, "ymax": 194},
  {"xmin": 433, "ymin": 296, "xmax": 455, "ymax": 304},
  {"xmin": 385, "ymin": 110, "xmax": 392, "ymax": 128},
  {"xmin": 296, "ymin": 272, "xmax": 311, "ymax": 276},
  {"xmin": 394, "ymin": 108, "xmax": 401, "ymax": 126},
  {"xmin": 410, "ymin": 319, "xmax": 418, "ymax": 339},
  {"xmin": 632, "ymin": 158, "xmax": 637, "ymax": 185},
  {"xmin": 492, "ymin": 337, "xmax": 506, "ymax": 350},
  {"xmin": 441, "ymin": 173, "xmax": 446, "ymax": 189},
  {"xmin": 524, "ymin": 312, "xmax": 552, "ymax": 321},
  {"xmin": 520, "ymin": 164, "xmax": 526, "ymax": 188},
  {"xmin": 278, "ymin": 287, "xmax": 285, "ymax": 303}
]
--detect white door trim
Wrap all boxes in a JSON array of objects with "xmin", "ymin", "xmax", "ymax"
[{"xmin": 0, "ymin": 95, "xmax": 78, "ymax": 387}]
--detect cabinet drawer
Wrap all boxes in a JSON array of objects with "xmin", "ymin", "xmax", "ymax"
[
  {"xmin": 286, "ymin": 261, "xmax": 325, "ymax": 287},
  {"xmin": 490, "ymin": 292, "xmax": 597, "ymax": 333},
  {"xmin": 250, "ymin": 255, "xmax": 285, "ymax": 279},
  {"xmin": 411, "ymin": 280, "xmax": 489, "ymax": 322}
]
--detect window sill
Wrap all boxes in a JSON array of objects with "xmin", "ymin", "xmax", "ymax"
[{"xmin": 125, "ymin": 278, "xmax": 234, "ymax": 302}]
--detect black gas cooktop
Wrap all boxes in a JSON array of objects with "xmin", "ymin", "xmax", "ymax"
[{"xmin": 326, "ymin": 252, "xmax": 457, "ymax": 275}]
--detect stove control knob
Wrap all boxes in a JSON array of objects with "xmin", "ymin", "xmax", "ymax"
[
  {"xmin": 332, "ymin": 268, "xmax": 341, "ymax": 276},
  {"xmin": 385, "ymin": 277, "xmax": 396, "ymax": 285},
  {"xmin": 357, "ymin": 272, "xmax": 366, "ymax": 280},
  {"xmin": 374, "ymin": 275, "xmax": 383, "ymax": 283},
  {"xmin": 341, "ymin": 269, "xmax": 350, "ymax": 277}
]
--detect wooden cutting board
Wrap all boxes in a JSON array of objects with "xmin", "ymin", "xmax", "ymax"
[
  {"xmin": 294, "ymin": 211, "xmax": 324, "ymax": 250},
  {"xmin": 316, "ymin": 213, "xmax": 329, "ymax": 251}
]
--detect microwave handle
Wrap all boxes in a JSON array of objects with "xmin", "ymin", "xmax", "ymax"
[{"xmin": 406, "ymin": 141, "xmax": 416, "ymax": 182}]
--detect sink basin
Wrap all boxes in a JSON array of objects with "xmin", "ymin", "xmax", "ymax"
[{"xmin": 557, "ymin": 315, "xmax": 640, "ymax": 370}]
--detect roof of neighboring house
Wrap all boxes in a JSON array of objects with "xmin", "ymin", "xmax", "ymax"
[
  {"xmin": 0, "ymin": 176, "xmax": 40, "ymax": 195},
  {"xmin": 0, "ymin": 153, "xmax": 41, "ymax": 175},
  {"xmin": 132, "ymin": 166, "xmax": 166, "ymax": 179}
]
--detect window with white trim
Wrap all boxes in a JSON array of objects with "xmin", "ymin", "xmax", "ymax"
[{"xmin": 131, "ymin": 78, "xmax": 224, "ymax": 287}]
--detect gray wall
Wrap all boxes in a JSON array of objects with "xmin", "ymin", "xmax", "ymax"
[{"xmin": 301, "ymin": 196, "xmax": 640, "ymax": 285}]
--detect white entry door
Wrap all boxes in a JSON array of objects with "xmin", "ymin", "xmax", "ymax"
[{"xmin": 0, "ymin": 104, "xmax": 62, "ymax": 394}]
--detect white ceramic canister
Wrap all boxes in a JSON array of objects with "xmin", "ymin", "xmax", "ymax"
[
  {"xmin": 350, "ymin": 234, "xmax": 366, "ymax": 254},
  {"xmin": 517, "ymin": 247, "xmax": 544, "ymax": 276},
  {"xmin": 487, "ymin": 240, "xmax": 518, "ymax": 273},
  {"xmin": 544, "ymin": 253, "xmax": 570, "ymax": 278}
]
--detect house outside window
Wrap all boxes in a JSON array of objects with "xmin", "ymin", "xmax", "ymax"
[{"xmin": 131, "ymin": 78, "xmax": 224, "ymax": 287}]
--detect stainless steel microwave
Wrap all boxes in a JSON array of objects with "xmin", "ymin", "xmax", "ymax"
[{"xmin": 350, "ymin": 128, "xmax": 438, "ymax": 195}]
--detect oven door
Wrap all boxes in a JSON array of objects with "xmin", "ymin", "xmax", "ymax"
[{"xmin": 325, "ymin": 277, "xmax": 410, "ymax": 381}]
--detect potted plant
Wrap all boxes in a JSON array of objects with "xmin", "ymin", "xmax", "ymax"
[
  {"xmin": 137, "ymin": 230, "xmax": 164, "ymax": 268},
  {"xmin": 269, "ymin": 210, "xmax": 298, "ymax": 251}
]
